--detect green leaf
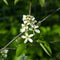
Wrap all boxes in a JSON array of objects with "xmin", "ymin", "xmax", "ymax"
[
  {"xmin": 39, "ymin": 0, "xmax": 45, "ymax": 7},
  {"xmin": 40, "ymin": 43, "xmax": 52, "ymax": 56},
  {"xmin": 3, "ymin": 0, "xmax": 8, "ymax": 5},
  {"xmin": 26, "ymin": 45, "xmax": 36, "ymax": 55},
  {"xmin": 37, "ymin": 40, "xmax": 52, "ymax": 56},
  {"xmin": 14, "ymin": 55, "xmax": 27, "ymax": 60},
  {"xmin": 16, "ymin": 43, "xmax": 26, "ymax": 57},
  {"xmin": 44, "ymin": 42, "xmax": 52, "ymax": 55},
  {"xmin": 37, "ymin": 47, "xmax": 43, "ymax": 57},
  {"xmin": 14, "ymin": 0, "xmax": 19, "ymax": 5},
  {"xmin": 11, "ymin": 27, "xmax": 17, "ymax": 35}
]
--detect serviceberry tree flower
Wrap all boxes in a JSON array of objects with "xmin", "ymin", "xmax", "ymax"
[
  {"xmin": 21, "ymin": 33, "xmax": 34, "ymax": 43},
  {"xmin": 22, "ymin": 15, "xmax": 36, "ymax": 24},
  {"xmin": 1, "ymin": 49, "xmax": 8, "ymax": 54},
  {"xmin": 22, "ymin": 15, "xmax": 30, "ymax": 24},
  {"xmin": 20, "ymin": 24, "xmax": 28, "ymax": 33},
  {"xmin": 0, "ymin": 49, "xmax": 8, "ymax": 58},
  {"xmin": 29, "ymin": 25, "xmax": 40, "ymax": 33},
  {"xmin": 23, "ymin": 15, "xmax": 32, "ymax": 21}
]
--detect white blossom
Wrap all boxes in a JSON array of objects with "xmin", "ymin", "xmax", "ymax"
[
  {"xmin": 21, "ymin": 33, "xmax": 34, "ymax": 43},
  {"xmin": 22, "ymin": 15, "xmax": 36, "ymax": 24},
  {"xmin": 1, "ymin": 49, "xmax": 8, "ymax": 54},
  {"xmin": 29, "ymin": 25, "xmax": 40, "ymax": 33},
  {"xmin": 1, "ymin": 49, "xmax": 8, "ymax": 58},
  {"xmin": 20, "ymin": 24, "xmax": 28, "ymax": 32},
  {"xmin": 31, "ymin": 16, "xmax": 35, "ymax": 21},
  {"xmin": 29, "ymin": 20, "xmax": 37, "ymax": 27},
  {"xmin": 22, "ymin": 15, "xmax": 30, "ymax": 21},
  {"xmin": 22, "ymin": 15, "xmax": 26, "ymax": 21}
]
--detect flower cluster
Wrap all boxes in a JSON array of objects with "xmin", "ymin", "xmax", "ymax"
[
  {"xmin": 20, "ymin": 15, "xmax": 40, "ymax": 43},
  {"xmin": 0, "ymin": 49, "xmax": 8, "ymax": 58}
]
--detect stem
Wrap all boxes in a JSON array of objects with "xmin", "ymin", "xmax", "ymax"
[
  {"xmin": 37, "ymin": 8, "xmax": 60, "ymax": 25},
  {"xmin": 29, "ymin": 0, "xmax": 32, "ymax": 15},
  {"xmin": 0, "ymin": 33, "xmax": 22, "ymax": 51},
  {"xmin": 49, "ymin": 39, "xmax": 60, "ymax": 44}
]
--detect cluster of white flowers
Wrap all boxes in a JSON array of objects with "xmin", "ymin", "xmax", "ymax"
[
  {"xmin": 20, "ymin": 15, "xmax": 40, "ymax": 43},
  {"xmin": 0, "ymin": 49, "xmax": 8, "ymax": 58}
]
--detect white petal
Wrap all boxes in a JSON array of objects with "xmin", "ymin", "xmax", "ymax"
[
  {"xmin": 4, "ymin": 54, "xmax": 7, "ymax": 58},
  {"xmin": 30, "ymin": 24, "xmax": 34, "ymax": 27},
  {"xmin": 35, "ymin": 29, "xmax": 40, "ymax": 33},
  {"xmin": 25, "ymin": 33, "xmax": 28, "ymax": 36},
  {"xmin": 20, "ymin": 28, "xmax": 25, "ymax": 32},
  {"xmin": 26, "ymin": 26, "xmax": 28, "ymax": 29},
  {"xmin": 29, "ymin": 34, "xmax": 34, "ymax": 37},
  {"xmin": 21, "ymin": 24, "xmax": 24, "ymax": 27},
  {"xmin": 21, "ymin": 35, "xmax": 26, "ymax": 38},
  {"xmin": 24, "ymin": 39, "xmax": 28, "ymax": 43},
  {"xmin": 27, "ymin": 22, "xmax": 30, "ymax": 25},
  {"xmin": 29, "ymin": 39, "xmax": 33, "ymax": 43},
  {"xmin": 32, "ymin": 17, "xmax": 35, "ymax": 21},
  {"xmin": 4, "ymin": 49, "xmax": 8, "ymax": 53},
  {"xmin": 35, "ymin": 25, "xmax": 39, "ymax": 28},
  {"xmin": 23, "ymin": 21, "xmax": 27, "ymax": 24},
  {"xmin": 32, "ymin": 20, "xmax": 37, "ymax": 24},
  {"xmin": 23, "ymin": 15, "xmax": 26, "ymax": 21}
]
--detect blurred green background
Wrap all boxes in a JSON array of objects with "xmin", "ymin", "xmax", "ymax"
[{"xmin": 0, "ymin": 0, "xmax": 60, "ymax": 60}]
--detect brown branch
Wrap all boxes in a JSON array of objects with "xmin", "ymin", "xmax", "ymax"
[
  {"xmin": 37, "ymin": 8, "xmax": 60, "ymax": 25},
  {"xmin": 0, "ymin": 33, "xmax": 22, "ymax": 51}
]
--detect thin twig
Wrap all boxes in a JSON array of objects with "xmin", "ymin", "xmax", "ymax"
[
  {"xmin": 0, "ymin": 33, "xmax": 22, "ymax": 51},
  {"xmin": 49, "ymin": 40, "xmax": 60, "ymax": 44},
  {"xmin": 29, "ymin": 0, "xmax": 32, "ymax": 15},
  {"xmin": 6, "ymin": 48, "xmax": 16, "ymax": 50},
  {"xmin": 37, "ymin": 8, "xmax": 60, "ymax": 25}
]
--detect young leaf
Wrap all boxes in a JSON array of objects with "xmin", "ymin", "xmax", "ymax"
[
  {"xmin": 14, "ymin": 0, "xmax": 19, "ymax": 5},
  {"xmin": 16, "ymin": 43, "xmax": 26, "ymax": 57},
  {"xmin": 40, "ymin": 43, "xmax": 52, "ymax": 56},
  {"xmin": 39, "ymin": 0, "xmax": 45, "ymax": 7},
  {"xmin": 44, "ymin": 42, "xmax": 52, "ymax": 55},
  {"xmin": 3, "ymin": 0, "xmax": 8, "ymax": 5}
]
